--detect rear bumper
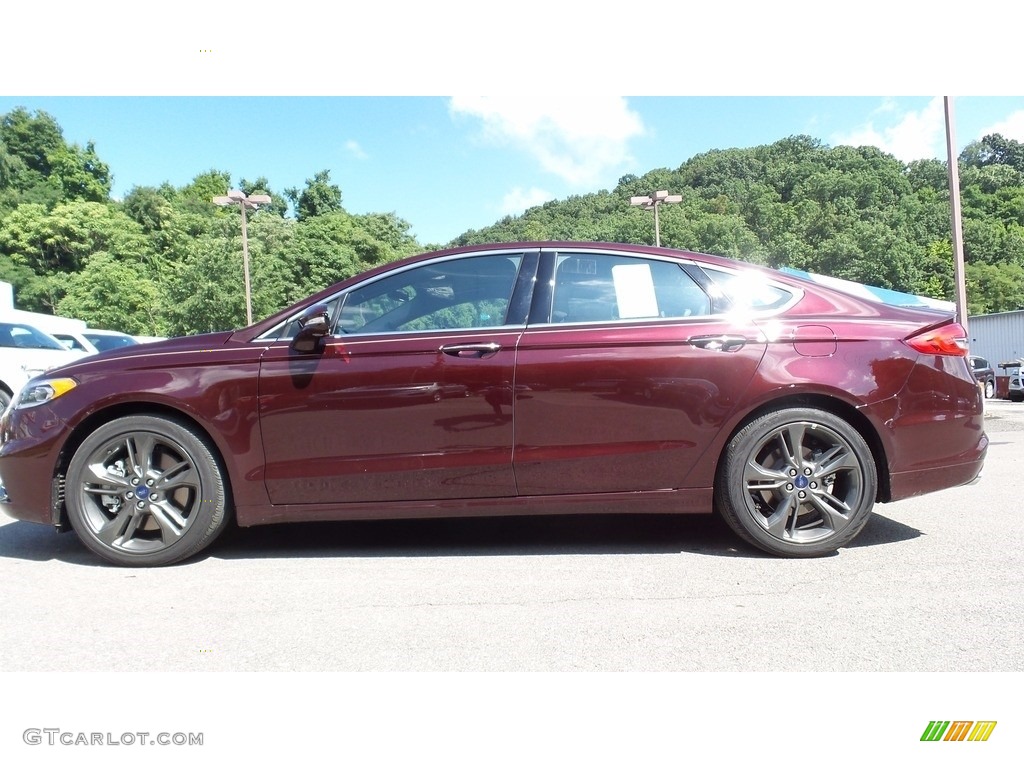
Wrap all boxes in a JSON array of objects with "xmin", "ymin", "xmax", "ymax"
[{"xmin": 887, "ymin": 435, "xmax": 987, "ymax": 502}]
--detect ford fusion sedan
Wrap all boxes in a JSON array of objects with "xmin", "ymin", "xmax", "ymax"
[{"xmin": 0, "ymin": 243, "xmax": 987, "ymax": 566}]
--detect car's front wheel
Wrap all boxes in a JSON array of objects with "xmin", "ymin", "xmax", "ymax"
[
  {"xmin": 984, "ymin": 379, "xmax": 995, "ymax": 399},
  {"xmin": 715, "ymin": 408, "xmax": 877, "ymax": 557},
  {"xmin": 65, "ymin": 415, "xmax": 230, "ymax": 566}
]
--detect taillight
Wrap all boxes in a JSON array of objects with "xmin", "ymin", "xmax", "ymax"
[{"xmin": 905, "ymin": 322, "xmax": 969, "ymax": 356}]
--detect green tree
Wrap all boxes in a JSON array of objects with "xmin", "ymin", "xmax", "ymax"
[
  {"xmin": 0, "ymin": 107, "xmax": 64, "ymax": 177},
  {"xmin": 57, "ymin": 252, "xmax": 165, "ymax": 335},
  {"xmin": 960, "ymin": 133, "xmax": 1024, "ymax": 173},
  {"xmin": 285, "ymin": 169, "xmax": 342, "ymax": 220},
  {"xmin": 176, "ymin": 169, "xmax": 233, "ymax": 217},
  {"xmin": 966, "ymin": 261, "xmax": 1024, "ymax": 314},
  {"xmin": 0, "ymin": 201, "xmax": 148, "ymax": 311},
  {"xmin": 121, "ymin": 185, "xmax": 175, "ymax": 234},
  {"xmin": 48, "ymin": 141, "xmax": 112, "ymax": 202},
  {"xmin": 163, "ymin": 232, "xmax": 245, "ymax": 334}
]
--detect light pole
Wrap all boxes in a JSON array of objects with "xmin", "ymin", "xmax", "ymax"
[
  {"xmin": 630, "ymin": 189, "xmax": 682, "ymax": 247},
  {"xmin": 943, "ymin": 97, "xmax": 969, "ymax": 331},
  {"xmin": 213, "ymin": 189, "xmax": 272, "ymax": 326}
]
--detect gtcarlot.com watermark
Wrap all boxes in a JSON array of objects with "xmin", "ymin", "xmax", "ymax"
[{"xmin": 23, "ymin": 728, "xmax": 203, "ymax": 747}]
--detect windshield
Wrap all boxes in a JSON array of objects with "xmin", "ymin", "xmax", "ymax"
[
  {"xmin": 86, "ymin": 333, "xmax": 138, "ymax": 352},
  {"xmin": 0, "ymin": 322, "xmax": 67, "ymax": 351}
]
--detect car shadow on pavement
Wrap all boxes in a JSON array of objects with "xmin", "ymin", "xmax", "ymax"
[
  {"xmin": 846, "ymin": 512, "xmax": 923, "ymax": 549},
  {"xmin": 213, "ymin": 514, "xmax": 747, "ymax": 561},
  {"xmin": 0, "ymin": 520, "xmax": 99, "ymax": 565},
  {"xmin": 0, "ymin": 510, "xmax": 923, "ymax": 566},
  {"xmin": 213, "ymin": 510, "xmax": 923, "ymax": 561}
]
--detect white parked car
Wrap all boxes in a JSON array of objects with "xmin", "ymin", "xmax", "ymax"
[
  {"xmin": 51, "ymin": 328, "xmax": 141, "ymax": 355},
  {"xmin": 0, "ymin": 321, "xmax": 85, "ymax": 411}
]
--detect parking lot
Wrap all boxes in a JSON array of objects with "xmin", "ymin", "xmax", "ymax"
[{"xmin": 1, "ymin": 399, "xmax": 1022, "ymax": 674}]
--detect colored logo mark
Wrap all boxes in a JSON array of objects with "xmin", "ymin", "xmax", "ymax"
[{"xmin": 921, "ymin": 721, "xmax": 997, "ymax": 742}]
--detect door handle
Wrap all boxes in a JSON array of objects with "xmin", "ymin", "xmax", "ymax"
[
  {"xmin": 689, "ymin": 334, "xmax": 747, "ymax": 352},
  {"xmin": 439, "ymin": 342, "xmax": 502, "ymax": 359}
]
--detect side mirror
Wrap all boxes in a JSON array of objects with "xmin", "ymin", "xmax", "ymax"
[{"xmin": 291, "ymin": 305, "xmax": 331, "ymax": 354}]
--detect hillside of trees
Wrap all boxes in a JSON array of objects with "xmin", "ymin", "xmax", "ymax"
[{"xmin": 2, "ymin": 107, "xmax": 1023, "ymax": 337}]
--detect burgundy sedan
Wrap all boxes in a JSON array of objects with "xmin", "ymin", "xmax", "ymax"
[{"xmin": 0, "ymin": 243, "xmax": 986, "ymax": 566}]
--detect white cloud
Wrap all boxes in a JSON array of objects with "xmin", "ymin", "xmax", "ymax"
[
  {"xmin": 345, "ymin": 140, "xmax": 368, "ymax": 160},
  {"xmin": 449, "ymin": 95, "xmax": 645, "ymax": 187},
  {"xmin": 832, "ymin": 97, "xmax": 945, "ymax": 162},
  {"xmin": 980, "ymin": 110, "xmax": 1024, "ymax": 141},
  {"xmin": 500, "ymin": 186, "xmax": 553, "ymax": 216}
]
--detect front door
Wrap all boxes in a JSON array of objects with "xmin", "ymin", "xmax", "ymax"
[{"xmin": 258, "ymin": 251, "xmax": 533, "ymax": 505}]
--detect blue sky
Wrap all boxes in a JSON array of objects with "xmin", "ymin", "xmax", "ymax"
[
  {"xmin": 3, "ymin": 95, "xmax": 1022, "ymax": 246},
  {"xmin": 2, "ymin": 3, "xmax": 1022, "ymax": 245}
]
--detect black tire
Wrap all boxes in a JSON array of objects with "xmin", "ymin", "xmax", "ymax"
[
  {"xmin": 984, "ymin": 380, "xmax": 995, "ymax": 399},
  {"xmin": 715, "ymin": 408, "xmax": 877, "ymax": 557},
  {"xmin": 0, "ymin": 388, "xmax": 11, "ymax": 412},
  {"xmin": 65, "ymin": 415, "xmax": 230, "ymax": 566}
]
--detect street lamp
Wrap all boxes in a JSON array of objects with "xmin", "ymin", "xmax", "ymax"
[
  {"xmin": 943, "ymin": 97, "xmax": 969, "ymax": 331},
  {"xmin": 630, "ymin": 189, "xmax": 682, "ymax": 247},
  {"xmin": 213, "ymin": 189, "xmax": 272, "ymax": 326}
]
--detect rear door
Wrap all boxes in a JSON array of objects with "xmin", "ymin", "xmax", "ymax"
[{"xmin": 512, "ymin": 248, "xmax": 768, "ymax": 495}]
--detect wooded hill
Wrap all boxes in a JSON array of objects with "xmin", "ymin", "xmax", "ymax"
[{"xmin": 2, "ymin": 108, "xmax": 1022, "ymax": 337}]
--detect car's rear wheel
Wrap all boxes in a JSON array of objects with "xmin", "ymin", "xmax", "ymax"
[
  {"xmin": 65, "ymin": 415, "xmax": 229, "ymax": 566},
  {"xmin": 715, "ymin": 408, "xmax": 877, "ymax": 557}
]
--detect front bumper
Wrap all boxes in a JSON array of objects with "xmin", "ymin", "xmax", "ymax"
[{"xmin": 0, "ymin": 403, "xmax": 70, "ymax": 527}]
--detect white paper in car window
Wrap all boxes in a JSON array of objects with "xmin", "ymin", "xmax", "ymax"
[{"xmin": 612, "ymin": 263, "xmax": 659, "ymax": 318}]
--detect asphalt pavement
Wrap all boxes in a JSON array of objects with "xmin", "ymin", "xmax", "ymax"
[{"xmin": 1, "ymin": 399, "xmax": 1022, "ymax": 673}]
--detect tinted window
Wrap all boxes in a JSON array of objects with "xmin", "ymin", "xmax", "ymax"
[
  {"xmin": 86, "ymin": 333, "xmax": 138, "ymax": 352},
  {"xmin": 551, "ymin": 254, "xmax": 710, "ymax": 323},
  {"xmin": 0, "ymin": 323, "xmax": 66, "ymax": 351},
  {"xmin": 338, "ymin": 254, "xmax": 523, "ymax": 334},
  {"xmin": 701, "ymin": 267, "xmax": 795, "ymax": 312},
  {"xmin": 53, "ymin": 333, "xmax": 90, "ymax": 352}
]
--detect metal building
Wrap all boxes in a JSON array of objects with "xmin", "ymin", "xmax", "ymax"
[{"xmin": 967, "ymin": 310, "xmax": 1024, "ymax": 368}]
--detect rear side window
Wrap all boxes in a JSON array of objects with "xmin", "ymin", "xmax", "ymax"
[
  {"xmin": 700, "ymin": 267, "xmax": 795, "ymax": 312},
  {"xmin": 551, "ymin": 254, "xmax": 711, "ymax": 323}
]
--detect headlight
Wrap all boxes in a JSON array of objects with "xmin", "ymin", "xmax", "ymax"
[{"xmin": 14, "ymin": 378, "xmax": 78, "ymax": 409}]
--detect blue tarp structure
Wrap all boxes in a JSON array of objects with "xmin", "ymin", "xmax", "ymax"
[{"xmin": 778, "ymin": 268, "xmax": 956, "ymax": 312}]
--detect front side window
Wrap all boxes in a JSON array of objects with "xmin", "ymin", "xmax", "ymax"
[
  {"xmin": 257, "ymin": 254, "xmax": 524, "ymax": 343},
  {"xmin": 338, "ymin": 253, "xmax": 523, "ymax": 334},
  {"xmin": 550, "ymin": 254, "xmax": 711, "ymax": 323}
]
